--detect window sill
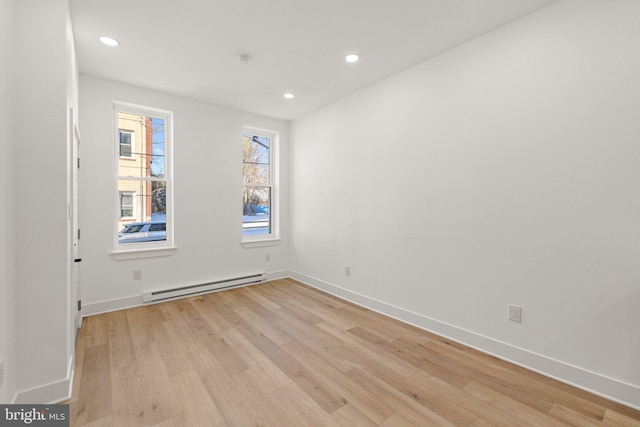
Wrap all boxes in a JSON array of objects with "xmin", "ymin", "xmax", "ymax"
[
  {"xmin": 241, "ymin": 238, "xmax": 281, "ymax": 249},
  {"xmin": 111, "ymin": 246, "xmax": 177, "ymax": 260}
]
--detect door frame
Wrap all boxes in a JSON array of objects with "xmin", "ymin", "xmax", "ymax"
[{"xmin": 69, "ymin": 108, "xmax": 82, "ymax": 335}]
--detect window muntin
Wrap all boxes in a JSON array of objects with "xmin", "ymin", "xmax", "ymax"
[
  {"xmin": 114, "ymin": 104, "xmax": 172, "ymax": 248},
  {"xmin": 242, "ymin": 128, "xmax": 277, "ymax": 240}
]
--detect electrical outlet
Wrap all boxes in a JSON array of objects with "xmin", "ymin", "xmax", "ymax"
[
  {"xmin": 508, "ymin": 304, "xmax": 522, "ymax": 323},
  {"xmin": 133, "ymin": 269, "xmax": 142, "ymax": 280},
  {"xmin": 265, "ymin": 253, "xmax": 271, "ymax": 262},
  {"xmin": 345, "ymin": 265, "xmax": 351, "ymax": 276}
]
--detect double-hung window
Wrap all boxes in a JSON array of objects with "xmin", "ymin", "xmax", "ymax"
[
  {"xmin": 242, "ymin": 127, "xmax": 278, "ymax": 241},
  {"xmin": 114, "ymin": 102, "xmax": 173, "ymax": 250}
]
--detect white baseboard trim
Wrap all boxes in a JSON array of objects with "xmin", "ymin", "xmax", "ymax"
[
  {"xmin": 266, "ymin": 269, "xmax": 291, "ymax": 281},
  {"xmin": 288, "ymin": 270, "xmax": 640, "ymax": 411},
  {"xmin": 14, "ymin": 355, "xmax": 74, "ymax": 404},
  {"xmin": 82, "ymin": 294, "xmax": 143, "ymax": 317}
]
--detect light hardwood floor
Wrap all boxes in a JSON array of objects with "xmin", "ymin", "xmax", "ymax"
[{"xmin": 67, "ymin": 278, "xmax": 640, "ymax": 426}]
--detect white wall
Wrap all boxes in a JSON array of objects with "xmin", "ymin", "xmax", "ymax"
[
  {"xmin": 0, "ymin": 0, "xmax": 16, "ymax": 404},
  {"xmin": 78, "ymin": 76, "xmax": 289, "ymax": 312},
  {"xmin": 290, "ymin": 0, "xmax": 640, "ymax": 408},
  {"xmin": 10, "ymin": 0, "xmax": 77, "ymax": 403}
]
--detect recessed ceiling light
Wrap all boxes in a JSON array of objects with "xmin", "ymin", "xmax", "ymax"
[
  {"xmin": 283, "ymin": 93, "xmax": 295, "ymax": 99},
  {"xmin": 345, "ymin": 53, "xmax": 360, "ymax": 63},
  {"xmin": 99, "ymin": 36, "xmax": 119, "ymax": 47}
]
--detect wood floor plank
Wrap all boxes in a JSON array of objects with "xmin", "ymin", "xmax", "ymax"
[
  {"xmin": 413, "ymin": 337, "xmax": 559, "ymax": 414},
  {"xmin": 189, "ymin": 295, "xmax": 235, "ymax": 334},
  {"xmin": 428, "ymin": 338, "xmax": 608, "ymax": 420},
  {"xmin": 380, "ymin": 411, "xmax": 423, "ymax": 426},
  {"xmin": 171, "ymin": 298, "xmax": 219, "ymax": 340},
  {"xmin": 277, "ymin": 311, "xmax": 346, "ymax": 353},
  {"xmin": 106, "ymin": 309, "xmax": 135, "ymax": 370},
  {"xmin": 346, "ymin": 367, "xmax": 457, "ymax": 426},
  {"xmin": 283, "ymin": 338, "xmax": 395, "ymax": 423},
  {"xmin": 548, "ymin": 403, "xmax": 603, "ymax": 427},
  {"xmin": 70, "ymin": 279, "xmax": 640, "ymax": 426},
  {"xmin": 228, "ymin": 286, "xmax": 283, "ymax": 324},
  {"xmin": 156, "ymin": 300, "xmax": 208, "ymax": 352},
  {"xmin": 281, "ymin": 279, "xmax": 347, "ymax": 309},
  {"xmin": 318, "ymin": 321, "xmax": 418, "ymax": 377},
  {"xmin": 273, "ymin": 382, "xmax": 335, "ymax": 426},
  {"xmin": 110, "ymin": 342, "xmax": 182, "ymax": 426},
  {"xmin": 359, "ymin": 365, "xmax": 477, "ymax": 426},
  {"xmin": 125, "ymin": 304, "xmax": 165, "ymax": 347},
  {"xmin": 235, "ymin": 320, "xmax": 349, "ymax": 414},
  {"xmin": 348, "ymin": 325, "xmax": 440, "ymax": 372},
  {"xmin": 603, "ymin": 409, "xmax": 640, "ymax": 427},
  {"xmin": 170, "ymin": 369, "xmax": 226, "ymax": 427},
  {"xmin": 82, "ymin": 313, "xmax": 108, "ymax": 348},
  {"xmin": 185, "ymin": 347, "xmax": 253, "ymax": 425},
  {"xmin": 463, "ymin": 380, "xmax": 570, "ymax": 427},
  {"xmin": 233, "ymin": 303, "xmax": 295, "ymax": 346},
  {"xmin": 215, "ymin": 290, "xmax": 266, "ymax": 328},
  {"xmin": 222, "ymin": 327, "xmax": 291, "ymax": 391},
  {"xmin": 390, "ymin": 337, "xmax": 471, "ymax": 389},
  {"xmin": 73, "ymin": 344, "xmax": 112, "ymax": 426},
  {"xmin": 151, "ymin": 414, "xmax": 187, "ymax": 427},
  {"xmin": 410, "ymin": 370, "xmax": 532, "ymax": 427},
  {"xmin": 198, "ymin": 331, "xmax": 250, "ymax": 376},
  {"xmin": 240, "ymin": 283, "xmax": 283, "ymax": 311},
  {"xmin": 149, "ymin": 320, "xmax": 194, "ymax": 376},
  {"xmin": 331, "ymin": 403, "xmax": 379, "ymax": 427},
  {"xmin": 271, "ymin": 282, "xmax": 349, "ymax": 321},
  {"xmin": 336, "ymin": 303, "xmax": 430, "ymax": 345},
  {"xmin": 82, "ymin": 416, "xmax": 113, "ymax": 427},
  {"xmin": 190, "ymin": 292, "xmax": 244, "ymax": 331},
  {"xmin": 273, "ymin": 298, "xmax": 327, "ymax": 327},
  {"xmin": 230, "ymin": 368, "xmax": 301, "ymax": 426}
]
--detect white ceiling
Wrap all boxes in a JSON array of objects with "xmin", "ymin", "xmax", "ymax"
[{"xmin": 70, "ymin": 0, "xmax": 557, "ymax": 121}]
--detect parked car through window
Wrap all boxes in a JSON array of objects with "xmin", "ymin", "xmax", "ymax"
[{"xmin": 118, "ymin": 221, "xmax": 166, "ymax": 244}]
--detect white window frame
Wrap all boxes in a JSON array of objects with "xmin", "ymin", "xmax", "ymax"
[
  {"xmin": 112, "ymin": 101, "xmax": 175, "ymax": 259},
  {"xmin": 242, "ymin": 126, "xmax": 279, "ymax": 246},
  {"xmin": 119, "ymin": 191, "xmax": 136, "ymax": 219},
  {"xmin": 119, "ymin": 129, "xmax": 135, "ymax": 159}
]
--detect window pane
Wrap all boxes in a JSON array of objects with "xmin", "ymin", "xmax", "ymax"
[
  {"xmin": 150, "ymin": 118, "xmax": 166, "ymax": 178},
  {"xmin": 243, "ymin": 186, "xmax": 271, "ymax": 236},
  {"xmin": 243, "ymin": 164, "xmax": 270, "ymax": 185},
  {"xmin": 117, "ymin": 113, "xmax": 165, "ymax": 179},
  {"xmin": 243, "ymin": 134, "xmax": 270, "ymax": 185},
  {"xmin": 117, "ymin": 179, "xmax": 167, "ymax": 244}
]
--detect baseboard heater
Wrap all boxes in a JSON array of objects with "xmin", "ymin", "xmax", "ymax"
[{"xmin": 142, "ymin": 272, "xmax": 266, "ymax": 304}]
